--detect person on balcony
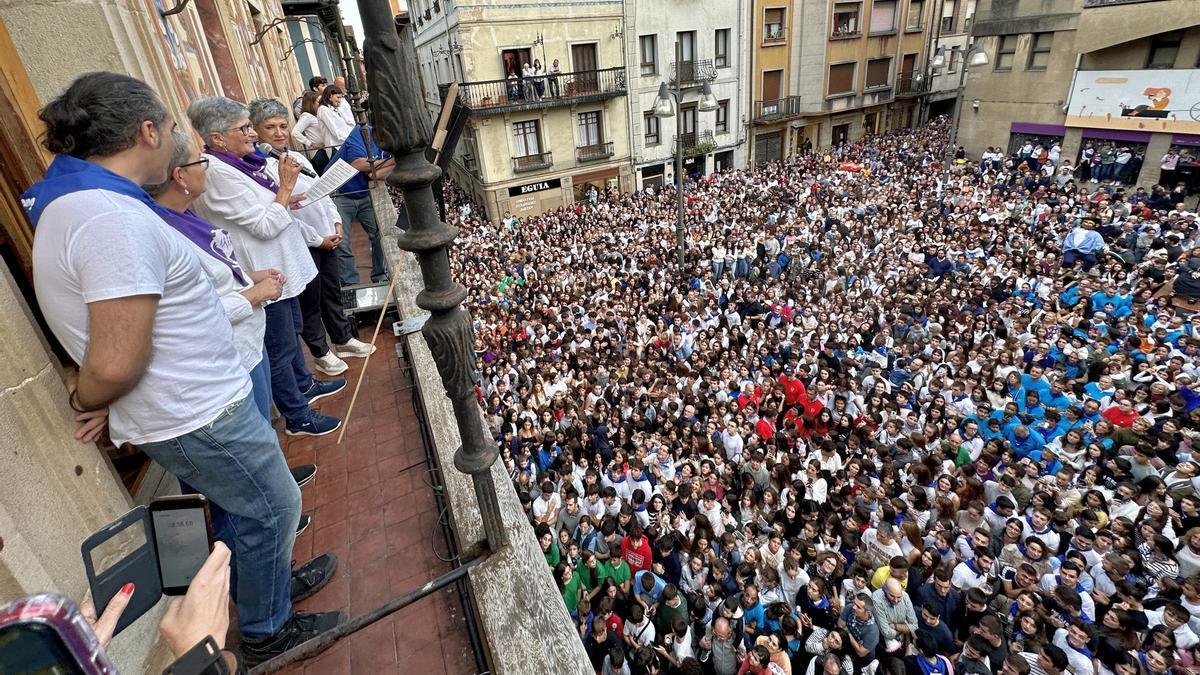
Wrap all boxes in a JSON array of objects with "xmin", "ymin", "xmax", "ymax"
[
  {"xmin": 523, "ymin": 62, "xmax": 540, "ymax": 101},
  {"xmin": 548, "ymin": 58, "xmax": 562, "ymax": 98},
  {"xmin": 532, "ymin": 58, "xmax": 546, "ymax": 99}
]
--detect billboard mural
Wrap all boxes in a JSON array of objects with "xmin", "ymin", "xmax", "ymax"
[{"xmin": 1065, "ymin": 69, "xmax": 1200, "ymax": 134}]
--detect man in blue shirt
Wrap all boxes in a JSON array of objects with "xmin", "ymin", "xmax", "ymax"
[
  {"xmin": 329, "ymin": 124, "xmax": 394, "ymax": 286},
  {"xmin": 1062, "ymin": 216, "xmax": 1105, "ymax": 271}
]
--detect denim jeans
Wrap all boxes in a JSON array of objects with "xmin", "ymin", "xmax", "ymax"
[
  {"xmin": 264, "ymin": 297, "xmax": 315, "ymax": 426},
  {"xmin": 141, "ymin": 396, "xmax": 300, "ymax": 640},
  {"xmin": 248, "ymin": 350, "xmax": 272, "ymax": 421},
  {"xmin": 333, "ymin": 194, "xmax": 387, "ymax": 286}
]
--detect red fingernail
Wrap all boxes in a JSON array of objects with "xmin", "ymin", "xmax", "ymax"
[{"xmin": 121, "ymin": 583, "xmax": 134, "ymax": 595}]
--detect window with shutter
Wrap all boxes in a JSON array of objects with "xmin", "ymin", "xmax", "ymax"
[
  {"xmin": 828, "ymin": 63, "xmax": 856, "ymax": 95},
  {"xmin": 869, "ymin": 0, "xmax": 896, "ymax": 33},
  {"xmin": 865, "ymin": 58, "xmax": 891, "ymax": 88}
]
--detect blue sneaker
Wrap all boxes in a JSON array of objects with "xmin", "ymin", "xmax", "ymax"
[
  {"xmin": 303, "ymin": 378, "xmax": 346, "ymax": 404},
  {"xmin": 285, "ymin": 413, "xmax": 342, "ymax": 437}
]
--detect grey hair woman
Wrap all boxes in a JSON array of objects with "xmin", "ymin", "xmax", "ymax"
[
  {"xmin": 187, "ymin": 95, "xmax": 346, "ymax": 438},
  {"xmin": 247, "ymin": 97, "xmax": 373, "ymax": 375}
]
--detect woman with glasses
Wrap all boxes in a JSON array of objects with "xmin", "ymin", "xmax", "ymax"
[{"xmin": 188, "ymin": 96, "xmax": 344, "ymax": 438}]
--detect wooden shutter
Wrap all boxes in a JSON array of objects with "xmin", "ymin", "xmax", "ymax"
[
  {"xmin": 866, "ymin": 58, "xmax": 891, "ymax": 88},
  {"xmin": 828, "ymin": 63, "xmax": 855, "ymax": 94}
]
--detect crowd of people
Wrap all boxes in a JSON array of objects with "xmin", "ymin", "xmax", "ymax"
[{"xmin": 439, "ymin": 117, "xmax": 1200, "ymax": 675}]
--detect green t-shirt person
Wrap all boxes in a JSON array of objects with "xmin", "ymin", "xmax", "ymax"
[
  {"xmin": 600, "ymin": 556, "xmax": 631, "ymax": 589},
  {"xmin": 561, "ymin": 569, "xmax": 584, "ymax": 614}
]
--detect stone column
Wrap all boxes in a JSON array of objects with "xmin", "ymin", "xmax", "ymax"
[
  {"xmin": 1137, "ymin": 132, "xmax": 1172, "ymax": 190},
  {"xmin": 0, "ymin": 264, "xmax": 170, "ymax": 672},
  {"xmin": 1060, "ymin": 127, "xmax": 1082, "ymax": 172}
]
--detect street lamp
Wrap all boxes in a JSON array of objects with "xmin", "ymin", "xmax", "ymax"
[
  {"xmin": 943, "ymin": 15, "xmax": 989, "ymax": 187},
  {"xmin": 653, "ymin": 40, "xmax": 718, "ymax": 271}
]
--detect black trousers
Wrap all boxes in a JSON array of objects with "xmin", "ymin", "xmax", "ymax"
[{"xmin": 300, "ymin": 246, "xmax": 354, "ymax": 357}]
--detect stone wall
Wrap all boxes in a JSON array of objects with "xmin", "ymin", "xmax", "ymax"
[{"xmin": 374, "ymin": 184, "xmax": 594, "ymax": 674}]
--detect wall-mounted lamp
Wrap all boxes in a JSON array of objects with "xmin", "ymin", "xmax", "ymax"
[
  {"xmin": 610, "ymin": 22, "xmax": 624, "ymax": 40},
  {"xmin": 971, "ymin": 98, "xmax": 980, "ymax": 112}
]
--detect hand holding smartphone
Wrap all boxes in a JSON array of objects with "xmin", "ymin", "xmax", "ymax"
[{"xmin": 80, "ymin": 495, "xmax": 214, "ymax": 638}]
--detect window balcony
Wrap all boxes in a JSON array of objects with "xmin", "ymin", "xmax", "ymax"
[
  {"xmin": 895, "ymin": 75, "xmax": 930, "ymax": 98},
  {"xmin": 575, "ymin": 142, "xmax": 614, "ymax": 163},
  {"xmin": 512, "ymin": 152, "xmax": 553, "ymax": 173},
  {"xmin": 762, "ymin": 24, "xmax": 786, "ymax": 44},
  {"xmin": 669, "ymin": 60, "xmax": 718, "ymax": 87},
  {"xmin": 753, "ymin": 96, "xmax": 803, "ymax": 123},
  {"xmin": 673, "ymin": 131, "xmax": 716, "ymax": 156},
  {"xmin": 440, "ymin": 67, "xmax": 626, "ymax": 116},
  {"xmin": 830, "ymin": 28, "xmax": 862, "ymax": 39}
]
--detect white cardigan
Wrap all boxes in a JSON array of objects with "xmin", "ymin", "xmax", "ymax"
[
  {"xmin": 317, "ymin": 105, "xmax": 353, "ymax": 149},
  {"xmin": 170, "ymin": 224, "xmax": 266, "ymax": 371},
  {"xmin": 263, "ymin": 151, "xmax": 341, "ymax": 239},
  {"xmin": 191, "ymin": 155, "xmax": 318, "ymax": 300},
  {"xmin": 292, "ymin": 112, "xmax": 322, "ymax": 149}
]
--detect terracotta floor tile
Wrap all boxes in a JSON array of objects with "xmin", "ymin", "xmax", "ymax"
[
  {"xmin": 349, "ymin": 528, "xmax": 388, "ymax": 568},
  {"xmin": 312, "ymin": 494, "xmax": 349, "ymax": 528},
  {"xmin": 348, "ymin": 620, "xmax": 399, "ymax": 673},
  {"xmin": 347, "ymin": 505, "xmax": 385, "ymax": 536}
]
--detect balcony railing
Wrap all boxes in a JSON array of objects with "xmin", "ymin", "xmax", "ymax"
[
  {"xmin": 673, "ymin": 130, "xmax": 716, "ymax": 156},
  {"xmin": 830, "ymin": 27, "xmax": 861, "ymax": 39},
  {"xmin": 576, "ymin": 142, "xmax": 614, "ymax": 163},
  {"xmin": 754, "ymin": 95, "xmax": 803, "ymax": 123},
  {"xmin": 763, "ymin": 24, "xmax": 786, "ymax": 43},
  {"xmin": 1083, "ymin": 0, "xmax": 1165, "ymax": 5},
  {"xmin": 670, "ymin": 60, "xmax": 718, "ymax": 87},
  {"xmin": 895, "ymin": 75, "xmax": 930, "ymax": 97},
  {"xmin": 512, "ymin": 152, "xmax": 553, "ymax": 173},
  {"xmin": 441, "ymin": 67, "xmax": 626, "ymax": 115},
  {"xmin": 462, "ymin": 155, "xmax": 480, "ymax": 178}
]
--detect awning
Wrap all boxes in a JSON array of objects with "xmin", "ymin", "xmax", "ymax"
[
  {"xmin": 1010, "ymin": 122, "xmax": 1065, "ymax": 136},
  {"xmin": 1081, "ymin": 128, "xmax": 1152, "ymax": 143}
]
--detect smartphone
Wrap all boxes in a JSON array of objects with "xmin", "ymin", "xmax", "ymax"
[
  {"xmin": 0, "ymin": 593, "xmax": 117, "ymax": 675},
  {"xmin": 148, "ymin": 495, "xmax": 214, "ymax": 596}
]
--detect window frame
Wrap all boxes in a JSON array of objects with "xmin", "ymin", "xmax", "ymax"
[
  {"xmin": 577, "ymin": 111, "xmax": 603, "ymax": 148},
  {"xmin": 905, "ymin": 0, "xmax": 924, "ymax": 30},
  {"xmin": 763, "ymin": 7, "xmax": 787, "ymax": 43},
  {"xmin": 827, "ymin": 61, "xmax": 857, "ymax": 97},
  {"xmin": 639, "ymin": 34, "xmax": 658, "ymax": 76},
  {"xmin": 644, "ymin": 112, "xmax": 660, "ymax": 145},
  {"xmin": 715, "ymin": 28, "xmax": 731, "ymax": 68},
  {"xmin": 716, "ymin": 99, "xmax": 730, "ymax": 133},
  {"xmin": 1027, "ymin": 32, "xmax": 1052, "ymax": 71},
  {"xmin": 1147, "ymin": 30, "xmax": 1182, "ymax": 70},
  {"xmin": 865, "ymin": 57, "xmax": 892, "ymax": 89},
  {"xmin": 832, "ymin": 1, "xmax": 862, "ymax": 38},
  {"xmin": 868, "ymin": 0, "xmax": 897, "ymax": 35},
  {"xmin": 994, "ymin": 34, "xmax": 1017, "ymax": 71},
  {"xmin": 512, "ymin": 119, "xmax": 542, "ymax": 157}
]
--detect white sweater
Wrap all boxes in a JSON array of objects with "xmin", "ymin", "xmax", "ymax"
[
  {"xmin": 192, "ymin": 155, "xmax": 318, "ymax": 300},
  {"xmin": 317, "ymin": 105, "xmax": 353, "ymax": 148},
  {"xmin": 291, "ymin": 112, "xmax": 322, "ymax": 149}
]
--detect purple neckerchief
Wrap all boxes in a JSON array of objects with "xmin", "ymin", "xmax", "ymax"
[
  {"xmin": 205, "ymin": 147, "xmax": 278, "ymax": 193},
  {"xmin": 158, "ymin": 207, "xmax": 249, "ymax": 286}
]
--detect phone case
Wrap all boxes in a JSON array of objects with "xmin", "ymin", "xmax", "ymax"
[
  {"xmin": 80, "ymin": 506, "xmax": 163, "ymax": 638},
  {"xmin": 0, "ymin": 593, "xmax": 118, "ymax": 674}
]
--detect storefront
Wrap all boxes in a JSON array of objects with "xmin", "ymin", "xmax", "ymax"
[
  {"xmin": 504, "ymin": 177, "xmax": 566, "ymax": 218},
  {"xmin": 1006, "ymin": 122, "xmax": 1065, "ymax": 156},
  {"xmin": 571, "ymin": 167, "xmax": 619, "ymax": 203},
  {"xmin": 640, "ymin": 163, "xmax": 666, "ymax": 190},
  {"xmin": 754, "ymin": 130, "xmax": 784, "ymax": 164},
  {"xmin": 1079, "ymin": 128, "xmax": 1151, "ymax": 185}
]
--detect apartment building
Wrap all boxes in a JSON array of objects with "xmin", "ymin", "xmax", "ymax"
[
  {"xmin": 958, "ymin": 0, "xmax": 1200, "ymax": 188},
  {"xmin": 750, "ymin": 0, "xmax": 935, "ymax": 162},
  {"xmin": 623, "ymin": 1, "xmax": 753, "ymax": 189},
  {"xmin": 411, "ymin": 0, "xmax": 633, "ymax": 221}
]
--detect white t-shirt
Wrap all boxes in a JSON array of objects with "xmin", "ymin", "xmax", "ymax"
[
  {"xmin": 32, "ymin": 190, "xmax": 251, "ymax": 445},
  {"xmin": 179, "ymin": 227, "xmax": 266, "ymax": 372}
]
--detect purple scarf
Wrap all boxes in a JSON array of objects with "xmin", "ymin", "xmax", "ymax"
[
  {"xmin": 158, "ymin": 207, "xmax": 249, "ymax": 286},
  {"xmin": 205, "ymin": 147, "xmax": 278, "ymax": 193}
]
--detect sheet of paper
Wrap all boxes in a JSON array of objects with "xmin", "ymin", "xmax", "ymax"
[{"xmin": 297, "ymin": 159, "xmax": 358, "ymax": 207}]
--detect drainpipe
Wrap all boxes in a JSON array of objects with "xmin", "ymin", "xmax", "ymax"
[{"xmin": 1061, "ymin": 52, "xmax": 1083, "ymax": 116}]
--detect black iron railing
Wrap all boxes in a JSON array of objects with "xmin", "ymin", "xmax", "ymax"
[
  {"xmin": 576, "ymin": 142, "xmax": 614, "ymax": 163},
  {"xmin": 442, "ymin": 67, "xmax": 626, "ymax": 114},
  {"xmin": 670, "ymin": 59, "xmax": 717, "ymax": 86},
  {"xmin": 673, "ymin": 130, "xmax": 715, "ymax": 156},
  {"xmin": 754, "ymin": 96, "xmax": 803, "ymax": 122},
  {"xmin": 895, "ymin": 75, "xmax": 930, "ymax": 97},
  {"xmin": 512, "ymin": 151, "xmax": 553, "ymax": 173},
  {"xmin": 1083, "ymin": 0, "xmax": 1165, "ymax": 6}
]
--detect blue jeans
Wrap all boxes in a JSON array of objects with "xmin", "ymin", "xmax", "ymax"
[
  {"xmin": 333, "ymin": 195, "xmax": 387, "ymax": 286},
  {"xmin": 141, "ymin": 396, "xmax": 300, "ymax": 640},
  {"xmin": 264, "ymin": 297, "xmax": 315, "ymax": 426},
  {"xmin": 248, "ymin": 351, "xmax": 272, "ymax": 421}
]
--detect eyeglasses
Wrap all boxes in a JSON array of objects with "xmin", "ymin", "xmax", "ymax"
[
  {"xmin": 226, "ymin": 123, "xmax": 254, "ymax": 136},
  {"xmin": 179, "ymin": 157, "xmax": 210, "ymax": 170}
]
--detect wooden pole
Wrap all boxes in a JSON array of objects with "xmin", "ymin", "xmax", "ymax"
[{"xmin": 335, "ymin": 271, "xmax": 402, "ymax": 445}]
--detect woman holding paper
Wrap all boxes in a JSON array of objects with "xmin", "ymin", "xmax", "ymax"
[
  {"xmin": 188, "ymin": 95, "xmax": 345, "ymax": 438},
  {"xmin": 250, "ymin": 98, "xmax": 373, "ymax": 377}
]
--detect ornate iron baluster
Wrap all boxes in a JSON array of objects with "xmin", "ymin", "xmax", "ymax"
[{"xmin": 356, "ymin": 1, "xmax": 508, "ymax": 550}]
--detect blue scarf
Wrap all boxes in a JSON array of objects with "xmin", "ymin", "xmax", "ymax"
[{"xmin": 22, "ymin": 154, "xmax": 247, "ymax": 285}]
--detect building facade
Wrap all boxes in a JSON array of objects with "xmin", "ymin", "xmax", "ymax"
[
  {"xmin": 623, "ymin": 0, "xmax": 753, "ymax": 190},
  {"xmin": 411, "ymin": 0, "xmax": 634, "ymax": 221},
  {"xmin": 958, "ymin": 0, "xmax": 1200, "ymax": 188},
  {"xmin": 922, "ymin": 0, "xmax": 976, "ymax": 120},
  {"xmin": 749, "ymin": 0, "xmax": 935, "ymax": 163}
]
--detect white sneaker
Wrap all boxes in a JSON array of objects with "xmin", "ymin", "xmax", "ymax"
[
  {"xmin": 332, "ymin": 338, "xmax": 376, "ymax": 359},
  {"xmin": 313, "ymin": 352, "xmax": 348, "ymax": 375}
]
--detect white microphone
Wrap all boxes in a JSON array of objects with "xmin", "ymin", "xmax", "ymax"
[{"xmin": 257, "ymin": 143, "xmax": 317, "ymax": 178}]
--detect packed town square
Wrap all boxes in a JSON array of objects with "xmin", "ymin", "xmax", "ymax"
[{"xmin": 447, "ymin": 117, "xmax": 1200, "ymax": 675}]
